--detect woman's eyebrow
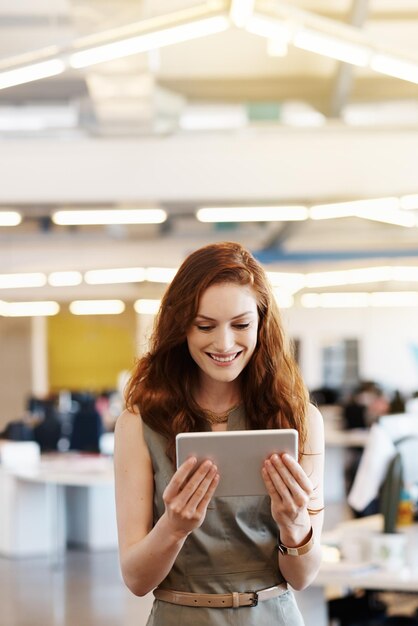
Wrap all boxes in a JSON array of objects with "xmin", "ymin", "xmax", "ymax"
[{"xmin": 195, "ymin": 311, "xmax": 255, "ymax": 321}]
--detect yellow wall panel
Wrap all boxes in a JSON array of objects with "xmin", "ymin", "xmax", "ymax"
[{"xmin": 48, "ymin": 309, "xmax": 136, "ymax": 392}]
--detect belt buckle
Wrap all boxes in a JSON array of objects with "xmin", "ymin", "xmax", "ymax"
[{"xmin": 246, "ymin": 591, "xmax": 258, "ymax": 607}]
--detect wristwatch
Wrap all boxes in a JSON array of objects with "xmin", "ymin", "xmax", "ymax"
[{"xmin": 278, "ymin": 526, "xmax": 314, "ymax": 556}]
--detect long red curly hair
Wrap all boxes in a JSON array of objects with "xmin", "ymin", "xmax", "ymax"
[{"xmin": 125, "ymin": 241, "xmax": 309, "ymax": 463}]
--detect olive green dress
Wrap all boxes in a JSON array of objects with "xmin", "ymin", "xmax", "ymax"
[{"xmin": 142, "ymin": 406, "xmax": 305, "ymax": 626}]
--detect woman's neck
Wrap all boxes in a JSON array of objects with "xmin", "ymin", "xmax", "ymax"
[{"xmin": 194, "ymin": 377, "xmax": 241, "ymax": 413}]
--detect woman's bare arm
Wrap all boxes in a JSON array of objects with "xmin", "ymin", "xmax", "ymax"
[
  {"xmin": 262, "ymin": 404, "xmax": 324, "ymax": 590},
  {"xmin": 114, "ymin": 409, "xmax": 219, "ymax": 596}
]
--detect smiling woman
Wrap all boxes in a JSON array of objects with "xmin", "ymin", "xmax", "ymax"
[
  {"xmin": 186, "ymin": 282, "xmax": 258, "ymax": 389},
  {"xmin": 114, "ymin": 241, "xmax": 324, "ymax": 626}
]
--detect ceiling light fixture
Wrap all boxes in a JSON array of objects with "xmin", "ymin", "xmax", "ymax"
[
  {"xmin": 305, "ymin": 266, "xmax": 393, "ymax": 288},
  {"xmin": 0, "ymin": 211, "xmax": 22, "ymax": 226},
  {"xmin": 69, "ymin": 15, "xmax": 229, "ymax": 69},
  {"xmin": 266, "ymin": 271, "xmax": 305, "ymax": 293},
  {"xmin": 293, "ymin": 28, "xmax": 371, "ymax": 67},
  {"xmin": 69, "ymin": 300, "xmax": 125, "ymax": 315},
  {"xmin": 52, "ymin": 209, "xmax": 167, "ymax": 225},
  {"xmin": 370, "ymin": 53, "xmax": 418, "ymax": 85},
  {"xmin": 301, "ymin": 292, "xmax": 370, "ymax": 308},
  {"xmin": 0, "ymin": 59, "xmax": 65, "ymax": 91},
  {"xmin": 196, "ymin": 205, "xmax": 308, "ymax": 222},
  {"xmin": 309, "ymin": 204, "xmax": 358, "ymax": 220},
  {"xmin": 0, "ymin": 301, "xmax": 60, "ymax": 317},
  {"xmin": 48, "ymin": 271, "xmax": 83, "ymax": 287},
  {"xmin": 309, "ymin": 197, "xmax": 416, "ymax": 227},
  {"xmin": 230, "ymin": 0, "xmax": 255, "ymax": 28},
  {"xmin": 400, "ymin": 194, "xmax": 418, "ymax": 211},
  {"xmin": 301, "ymin": 291, "xmax": 418, "ymax": 309},
  {"xmin": 0, "ymin": 273, "xmax": 47, "ymax": 289},
  {"xmin": 145, "ymin": 267, "xmax": 177, "ymax": 283},
  {"xmin": 134, "ymin": 299, "xmax": 161, "ymax": 315},
  {"xmin": 369, "ymin": 292, "xmax": 418, "ymax": 307},
  {"xmin": 357, "ymin": 208, "xmax": 416, "ymax": 227},
  {"xmin": 246, "ymin": 14, "xmax": 288, "ymax": 40}
]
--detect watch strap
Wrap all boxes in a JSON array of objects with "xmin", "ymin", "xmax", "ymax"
[{"xmin": 278, "ymin": 526, "xmax": 314, "ymax": 556}]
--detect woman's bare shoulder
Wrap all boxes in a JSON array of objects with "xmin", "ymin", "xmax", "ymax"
[
  {"xmin": 114, "ymin": 407, "xmax": 151, "ymax": 460},
  {"xmin": 305, "ymin": 403, "xmax": 324, "ymax": 452}
]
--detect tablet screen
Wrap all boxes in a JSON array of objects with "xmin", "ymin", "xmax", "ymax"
[{"xmin": 176, "ymin": 429, "xmax": 298, "ymax": 497}]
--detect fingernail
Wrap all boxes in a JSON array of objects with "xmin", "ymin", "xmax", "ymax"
[{"xmin": 272, "ymin": 454, "xmax": 279, "ymax": 462}]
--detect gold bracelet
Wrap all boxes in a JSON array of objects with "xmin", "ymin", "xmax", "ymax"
[{"xmin": 278, "ymin": 526, "xmax": 314, "ymax": 556}]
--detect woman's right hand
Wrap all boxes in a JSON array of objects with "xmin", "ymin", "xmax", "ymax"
[{"xmin": 162, "ymin": 457, "xmax": 219, "ymax": 538}]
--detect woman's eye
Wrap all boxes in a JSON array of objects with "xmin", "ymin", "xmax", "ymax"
[
  {"xmin": 233, "ymin": 323, "xmax": 250, "ymax": 330},
  {"xmin": 197, "ymin": 325, "xmax": 213, "ymax": 331}
]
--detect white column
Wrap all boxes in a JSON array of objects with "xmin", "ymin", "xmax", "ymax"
[{"xmin": 31, "ymin": 316, "xmax": 49, "ymax": 397}]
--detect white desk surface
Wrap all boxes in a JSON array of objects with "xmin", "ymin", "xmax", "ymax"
[
  {"xmin": 5, "ymin": 453, "xmax": 114, "ymax": 486},
  {"xmin": 315, "ymin": 515, "xmax": 418, "ymax": 592}
]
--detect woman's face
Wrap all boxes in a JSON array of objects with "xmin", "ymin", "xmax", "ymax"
[{"xmin": 186, "ymin": 282, "xmax": 259, "ymax": 384}]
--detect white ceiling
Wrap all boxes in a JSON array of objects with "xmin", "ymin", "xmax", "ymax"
[{"xmin": 0, "ymin": 0, "xmax": 418, "ymax": 303}]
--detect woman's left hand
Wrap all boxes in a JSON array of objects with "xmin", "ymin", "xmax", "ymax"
[{"xmin": 262, "ymin": 453, "xmax": 313, "ymax": 537}]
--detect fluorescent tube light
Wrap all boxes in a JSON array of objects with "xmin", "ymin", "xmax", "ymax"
[
  {"xmin": 48, "ymin": 271, "xmax": 83, "ymax": 287},
  {"xmin": 85, "ymin": 268, "xmax": 146, "ymax": 285},
  {"xmin": 302, "ymin": 291, "xmax": 418, "ymax": 309},
  {"xmin": 310, "ymin": 197, "xmax": 400, "ymax": 220},
  {"xmin": 293, "ymin": 29, "xmax": 370, "ymax": 67},
  {"xmin": 196, "ymin": 206, "xmax": 308, "ymax": 222},
  {"xmin": 134, "ymin": 299, "xmax": 161, "ymax": 315},
  {"xmin": 1, "ymin": 301, "xmax": 60, "ymax": 317},
  {"xmin": 0, "ymin": 273, "xmax": 46, "ymax": 289},
  {"xmin": 52, "ymin": 209, "xmax": 167, "ymax": 225},
  {"xmin": 310, "ymin": 203, "xmax": 360, "ymax": 220},
  {"xmin": 246, "ymin": 14, "xmax": 288, "ymax": 41},
  {"xmin": 69, "ymin": 300, "xmax": 125, "ymax": 315},
  {"xmin": 357, "ymin": 208, "xmax": 416, "ymax": 227},
  {"xmin": 145, "ymin": 267, "xmax": 177, "ymax": 283},
  {"xmin": 391, "ymin": 267, "xmax": 418, "ymax": 282},
  {"xmin": 400, "ymin": 194, "xmax": 418, "ymax": 210},
  {"xmin": 266, "ymin": 271, "xmax": 305, "ymax": 293},
  {"xmin": 230, "ymin": 0, "xmax": 255, "ymax": 28},
  {"xmin": 306, "ymin": 266, "xmax": 418, "ymax": 288},
  {"xmin": 305, "ymin": 267, "xmax": 392, "ymax": 288},
  {"xmin": 69, "ymin": 16, "xmax": 229, "ymax": 69},
  {"xmin": 301, "ymin": 292, "xmax": 369, "ymax": 308},
  {"xmin": 0, "ymin": 59, "xmax": 65, "ymax": 91},
  {"xmin": 370, "ymin": 292, "xmax": 418, "ymax": 307},
  {"xmin": 371, "ymin": 54, "xmax": 418, "ymax": 84},
  {"xmin": 0, "ymin": 211, "xmax": 22, "ymax": 226}
]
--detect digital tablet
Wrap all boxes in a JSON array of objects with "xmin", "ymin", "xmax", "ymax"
[{"xmin": 176, "ymin": 429, "xmax": 298, "ymax": 497}]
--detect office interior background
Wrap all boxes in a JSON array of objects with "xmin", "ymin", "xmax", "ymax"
[{"xmin": 1, "ymin": 1, "xmax": 418, "ymax": 625}]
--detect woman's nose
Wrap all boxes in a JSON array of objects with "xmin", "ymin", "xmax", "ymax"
[{"xmin": 212, "ymin": 325, "xmax": 234, "ymax": 352}]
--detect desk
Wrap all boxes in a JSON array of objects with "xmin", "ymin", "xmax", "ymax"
[
  {"xmin": 296, "ymin": 515, "xmax": 418, "ymax": 626},
  {"xmin": 0, "ymin": 453, "xmax": 116, "ymax": 558}
]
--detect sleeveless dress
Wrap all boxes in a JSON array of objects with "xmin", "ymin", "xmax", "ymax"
[{"xmin": 142, "ymin": 406, "xmax": 305, "ymax": 626}]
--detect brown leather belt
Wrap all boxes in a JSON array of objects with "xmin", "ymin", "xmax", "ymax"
[{"xmin": 153, "ymin": 582, "xmax": 288, "ymax": 609}]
